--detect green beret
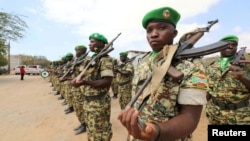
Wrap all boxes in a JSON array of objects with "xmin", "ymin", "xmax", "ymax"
[
  {"xmin": 75, "ymin": 45, "xmax": 87, "ymax": 50},
  {"xmin": 220, "ymin": 35, "xmax": 239, "ymax": 43},
  {"xmin": 142, "ymin": 6, "xmax": 181, "ymax": 29},
  {"xmin": 119, "ymin": 52, "xmax": 128, "ymax": 57},
  {"xmin": 89, "ymin": 33, "xmax": 108, "ymax": 44},
  {"xmin": 66, "ymin": 52, "xmax": 73, "ymax": 57}
]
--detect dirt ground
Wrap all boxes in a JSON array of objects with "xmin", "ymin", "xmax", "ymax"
[{"xmin": 0, "ymin": 73, "xmax": 208, "ymax": 141}]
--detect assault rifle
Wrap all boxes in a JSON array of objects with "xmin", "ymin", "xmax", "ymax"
[
  {"xmin": 116, "ymin": 54, "xmax": 141, "ymax": 68},
  {"xmin": 74, "ymin": 33, "xmax": 121, "ymax": 82},
  {"xmin": 231, "ymin": 47, "xmax": 247, "ymax": 65},
  {"xmin": 60, "ymin": 51, "xmax": 89, "ymax": 80},
  {"xmin": 174, "ymin": 19, "xmax": 219, "ymax": 60},
  {"xmin": 221, "ymin": 47, "xmax": 249, "ymax": 78},
  {"xmin": 128, "ymin": 54, "xmax": 141, "ymax": 62},
  {"xmin": 125, "ymin": 19, "xmax": 230, "ymax": 131}
]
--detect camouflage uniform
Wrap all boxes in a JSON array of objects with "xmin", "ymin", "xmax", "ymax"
[
  {"xmin": 111, "ymin": 74, "xmax": 118, "ymax": 97},
  {"xmin": 205, "ymin": 58, "xmax": 250, "ymax": 125},
  {"xmin": 72, "ymin": 55, "xmax": 89, "ymax": 127},
  {"xmin": 82, "ymin": 55, "xmax": 113, "ymax": 141},
  {"xmin": 111, "ymin": 58, "xmax": 118, "ymax": 98},
  {"xmin": 56, "ymin": 63, "xmax": 65, "ymax": 96},
  {"xmin": 50, "ymin": 63, "xmax": 57, "ymax": 91},
  {"xmin": 116, "ymin": 61, "xmax": 134, "ymax": 110},
  {"xmin": 63, "ymin": 59, "xmax": 74, "ymax": 109},
  {"xmin": 131, "ymin": 52, "xmax": 208, "ymax": 141}
]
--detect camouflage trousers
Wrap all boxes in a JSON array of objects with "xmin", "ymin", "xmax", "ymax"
[
  {"xmin": 111, "ymin": 77, "xmax": 118, "ymax": 95},
  {"xmin": 118, "ymin": 83, "xmax": 132, "ymax": 110},
  {"xmin": 64, "ymin": 83, "xmax": 73, "ymax": 107},
  {"xmin": 83, "ymin": 94, "xmax": 112, "ymax": 141},
  {"xmin": 72, "ymin": 87, "xmax": 85, "ymax": 124},
  {"xmin": 55, "ymin": 80, "xmax": 61, "ymax": 93}
]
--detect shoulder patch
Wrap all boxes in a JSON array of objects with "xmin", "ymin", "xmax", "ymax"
[{"xmin": 192, "ymin": 75, "xmax": 207, "ymax": 89}]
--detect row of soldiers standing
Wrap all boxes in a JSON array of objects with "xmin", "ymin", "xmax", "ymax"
[
  {"xmin": 46, "ymin": 33, "xmax": 135, "ymax": 141},
  {"xmin": 48, "ymin": 46, "xmax": 88, "ymax": 135},
  {"xmin": 44, "ymin": 5, "xmax": 250, "ymax": 141}
]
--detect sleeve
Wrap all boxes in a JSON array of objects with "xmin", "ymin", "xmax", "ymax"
[
  {"xmin": 100, "ymin": 57, "xmax": 114, "ymax": 77},
  {"xmin": 178, "ymin": 58, "xmax": 208, "ymax": 105}
]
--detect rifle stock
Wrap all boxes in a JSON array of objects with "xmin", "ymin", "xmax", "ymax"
[
  {"xmin": 75, "ymin": 33, "xmax": 121, "ymax": 82},
  {"xmin": 167, "ymin": 66, "xmax": 184, "ymax": 82}
]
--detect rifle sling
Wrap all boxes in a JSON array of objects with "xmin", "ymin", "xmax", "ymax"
[{"xmin": 142, "ymin": 44, "xmax": 178, "ymax": 98}]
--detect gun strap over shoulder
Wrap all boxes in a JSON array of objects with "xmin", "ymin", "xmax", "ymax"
[{"xmin": 143, "ymin": 44, "xmax": 178, "ymax": 98}]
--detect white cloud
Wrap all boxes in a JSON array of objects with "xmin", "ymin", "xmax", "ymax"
[
  {"xmin": 39, "ymin": 0, "xmax": 221, "ymax": 57},
  {"xmin": 233, "ymin": 26, "xmax": 242, "ymax": 33},
  {"xmin": 41, "ymin": 0, "xmax": 220, "ymax": 30},
  {"xmin": 239, "ymin": 32, "xmax": 250, "ymax": 47},
  {"xmin": 22, "ymin": 0, "xmax": 250, "ymax": 60}
]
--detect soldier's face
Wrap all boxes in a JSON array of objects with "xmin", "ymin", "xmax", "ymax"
[
  {"xmin": 76, "ymin": 49, "xmax": 86, "ymax": 57},
  {"xmin": 89, "ymin": 39, "xmax": 97, "ymax": 52},
  {"xmin": 220, "ymin": 41, "xmax": 238, "ymax": 57},
  {"xmin": 146, "ymin": 22, "xmax": 177, "ymax": 52},
  {"xmin": 120, "ymin": 56, "xmax": 126, "ymax": 62},
  {"xmin": 89, "ymin": 39, "xmax": 103, "ymax": 53}
]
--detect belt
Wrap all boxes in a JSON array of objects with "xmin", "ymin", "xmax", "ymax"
[
  {"xmin": 212, "ymin": 98, "xmax": 249, "ymax": 110},
  {"xmin": 84, "ymin": 92, "xmax": 106, "ymax": 101}
]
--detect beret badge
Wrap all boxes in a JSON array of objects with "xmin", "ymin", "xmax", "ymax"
[{"xmin": 163, "ymin": 9, "xmax": 170, "ymax": 19}]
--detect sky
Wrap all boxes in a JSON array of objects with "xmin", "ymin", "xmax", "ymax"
[{"xmin": 1, "ymin": 0, "xmax": 250, "ymax": 61}]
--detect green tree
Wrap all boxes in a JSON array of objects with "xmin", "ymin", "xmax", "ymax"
[
  {"xmin": 0, "ymin": 11, "xmax": 28, "ymax": 41},
  {"xmin": 0, "ymin": 54, "xmax": 8, "ymax": 66},
  {"xmin": 0, "ymin": 39, "xmax": 7, "ymax": 55},
  {"xmin": 0, "ymin": 11, "xmax": 28, "ymax": 69},
  {"xmin": 0, "ymin": 39, "xmax": 8, "ymax": 66}
]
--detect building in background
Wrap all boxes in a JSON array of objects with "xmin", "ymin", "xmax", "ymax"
[{"xmin": 126, "ymin": 50, "xmax": 148, "ymax": 66}]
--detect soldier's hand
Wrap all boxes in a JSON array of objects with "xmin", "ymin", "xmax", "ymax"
[
  {"xmin": 71, "ymin": 79, "xmax": 78, "ymax": 87},
  {"xmin": 118, "ymin": 107, "xmax": 158, "ymax": 140},
  {"xmin": 59, "ymin": 77, "xmax": 64, "ymax": 82}
]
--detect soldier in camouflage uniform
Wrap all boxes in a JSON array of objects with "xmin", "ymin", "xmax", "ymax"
[
  {"xmin": 59, "ymin": 53, "xmax": 75, "ymax": 114},
  {"xmin": 71, "ymin": 33, "xmax": 113, "ymax": 141},
  {"xmin": 205, "ymin": 35, "xmax": 250, "ymax": 125},
  {"xmin": 49, "ymin": 61, "xmax": 58, "ymax": 93},
  {"xmin": 57, "ymin": 57, "xmax": 68, "ymax": 99},
  {"xmin": 118, "ymin": 6, "xmax": 208, "ymax": 141},
  {"xmin": 55, "ymin": 58, "xmax": 67, "ymax": 98},
  {"xmin": 115, "ymin": 52, "xmax": 134, "ymax": 110},
  {"xmin": 71, "ymin": 45, "xmax": 88, "ymax": 134},
  {"xmin": 59, "ymin": 45, "xmax": 89, "ymax": 134}
]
